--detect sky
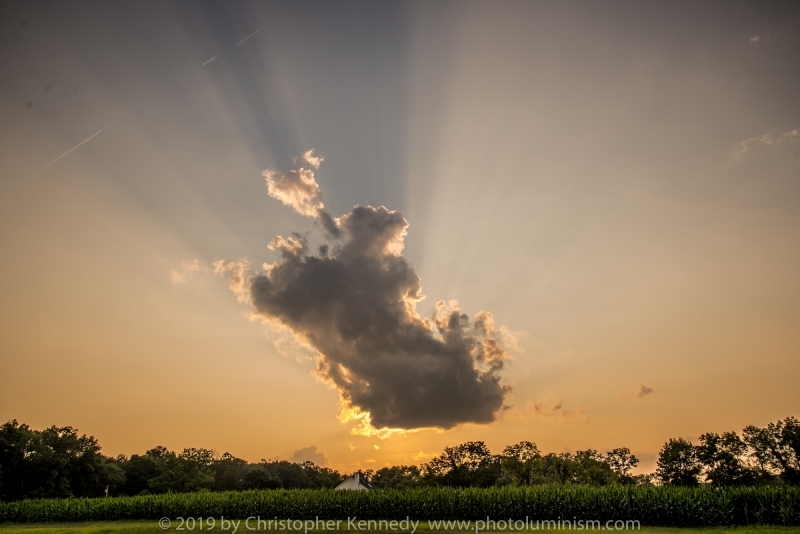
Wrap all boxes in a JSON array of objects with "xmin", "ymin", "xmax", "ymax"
[{"xmin": 1, "ymin": 0, "xmax": 799, "ymax": 474}]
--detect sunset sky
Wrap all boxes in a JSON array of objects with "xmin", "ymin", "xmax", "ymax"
[{"xmin": 1, "ymin": 0, "xmax": 799, "ymax": 474}]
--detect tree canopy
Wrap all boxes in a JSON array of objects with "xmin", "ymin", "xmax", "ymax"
[{"xmin": 1, "ymin": 416, "xmax": 798, "ymax": 501}]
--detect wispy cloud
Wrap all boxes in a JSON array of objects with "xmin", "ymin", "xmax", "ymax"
[
  {"xmin": 235, "ymin": 20, "xmax": 275, "ymax": 46},
  {"xmin": 201, "ymin": 54, "xmax": 219, "ymax": 66},
  {"xmin": 26, "ymin": 125, "xmax": 111, "ymax": 180},
  {"xmin": 517, "ymin": 397, "xmax": 564, "ymax": 418},
  {"xmin": 732, "ymin": 129, "xmax": 798, "ymax": 161},
  {"xmin": 170, "ymin": 259, "xmax": 208, "ymax": 284},
  {"xmin": 748, "ymin": 32, "xmax": 782, "ymax": 47},
  {"xmin": 560, "ymin": 403, "xmax": 589, "ymax": 424},
  {"xmin": 532, "ymin": 398, "xmax": 563, "ymax": 417}
]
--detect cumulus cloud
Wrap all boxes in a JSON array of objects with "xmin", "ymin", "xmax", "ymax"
[
  {"xmin": 291, "ymin": 445, "xmax": 328, "ymax": 466},
  {"xmin": 635, "ymin": 382, "xmax": 654, "ymax": 398},
  {"xmin": 262, "ymin": 150, "xmax": 326, "ymax": 217},
  {"xmin": 262, "ymin": 150, "xmax": 341, "ymax": 238},
  {"xmin": 217, "ymin": 151, "xmax": 514, "ymax": 431}
]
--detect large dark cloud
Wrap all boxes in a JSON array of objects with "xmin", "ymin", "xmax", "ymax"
[{"xmin": 221, "ymin": 152, "xmax": 512, "ymax": 430}]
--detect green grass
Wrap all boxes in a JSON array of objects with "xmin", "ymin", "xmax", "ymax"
[
  {"xmin": 0, "ymin": 521, "xmax": 799, "ymax": 534},
  {"xmin": 1, "ymin": 486, "xmax": 798, "ymax": 527}
]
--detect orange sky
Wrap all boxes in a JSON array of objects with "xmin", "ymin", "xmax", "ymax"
[{"xmin": 1, "ymin": 1, "xmax": 799, "ymax": 475}]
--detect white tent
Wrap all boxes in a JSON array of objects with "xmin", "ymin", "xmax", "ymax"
[{"xmin": 334, "ymin": 472, "xmax": 374, "ymax": 491}]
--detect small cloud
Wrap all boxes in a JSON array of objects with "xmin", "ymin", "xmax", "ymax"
[
  {"xmin": 732, "ymin": 129, "xmax": 798, "ymax": 161},
  {"xmin": 347, "ymin": 442, "xmax": 356, "ymax": 451},
  {"xmin": 413, "ymin": 450, "xmax": 434, "ymax": 462},
  {"xmin": 291, "ymin": 445, "xmax": 328, "ymax": 466},
  {"xmin": 373, "ymin": 445, "xmax": 380, "ymax": 450},
  {"xmin": 170, "ymin": 259, "xmax": 207, "ymax": 284},
  {"xmin": 560, "ymin": 403, "xmax": 589, "ymax": 424},
  {"xmin": 528, "ymin": 398, "xmax": 563, "ymax": 417},
  {"xmin": 615, "ymin": 393, "xmax": 626, "ymax": 402},
  {"xmin": 635, "ymin": 382, "xmax": 654, "ymax": 398},
  {"xmin": 748, "ymin": 32, "xmax": 782, "ymax": 47},
  {"xmin": 262, "ymin": 150, "xmax": 326, "ymax": 217}
]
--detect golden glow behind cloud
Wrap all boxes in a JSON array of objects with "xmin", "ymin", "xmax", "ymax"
[
  {"xmin": 1, "ymin": 1, "xmax": 798, "ymax": 474},
  {"xmin": 216, "ymin": 153, "xmax": 516, "ymax": 433}
]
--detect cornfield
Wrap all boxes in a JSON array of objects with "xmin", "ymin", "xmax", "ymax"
[{"xmin": 1, "ymin": 486, "xmax": 798, "ymax": 526}]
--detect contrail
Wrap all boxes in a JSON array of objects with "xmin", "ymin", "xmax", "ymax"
[
  {"xmin": 235, "ymin": 20, "xmax": 275, "ymax": 46},
  {"xmin": 25, "ymin": 125, "xmax": 111, "ymax": 180},
  {"xmin": 201, "ymin": 54, "xmax": 219, "ymax": 66}
]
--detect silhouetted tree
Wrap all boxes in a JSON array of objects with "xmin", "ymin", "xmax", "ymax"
[
  {"xmin": 656, "ymin": 438, "xmax": 701, "ymax": 486},
  {"xmin": 147, "ymin": 448, "xmax": 215, "ymax": 493},
  {"xmin": 212, "ymin": 452, "xmax": 248, "ymax": 491},
  {"xmin": 572, "ymin": 450, "xmax": 616, "ymax": 485},
  {"xmin": 605, "ymin": 447, "xmax": 639, "ymax": 484},
  {"xmin": 243, "ymin": 466, "xmax": 282, "ymax": 489},
  {"xmin": 743, "ymin": 416, "xmax": 800, "ymax": 485},
  {"xmin": 0, "ymin": 420, "xmax": 35, "ymax": 501},
  {"xmin": 302, "ymin": 461, "xmax": 344, "ymax": 488},
  {"xmin": 500, "ymin": 441, "xmax": 540, "ymax": 485},
  {"xmin": 697, "ymin": 431, "xmax": 754, "ymax": 486},
  {"xmin": 0, "ymin": 420, "xmax": 116, "ymax": 500},
  {"xmin": 423, "ymin": 441, "xmax": 499, "ymax": 487},
  {"xmin": 121, "ymin": 448, "xmax": 164, "ymax": 495},
  {"xmin": 372, "ymin": 465, "xmax": 422, "ymax": 489}
]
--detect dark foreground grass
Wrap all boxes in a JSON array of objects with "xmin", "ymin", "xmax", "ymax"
[
  {"xmin": 0, "ymin": 522, "xmax": 799, "ymax": 534},
  {"xmin": 1, "ymin": 486, "xmax": 798, "ymax": 527}
]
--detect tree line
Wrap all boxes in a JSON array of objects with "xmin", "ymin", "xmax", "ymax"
[
  {"xmin": 372, "ymin": 416, "xmax": 798, "ymax": 489},
  {"xmin": 0, "ymin": 422, "xmax": 341, "ymax": 501},
  {"xmin": 0, "ymin": 416, "xmax": 797, "ymax": 501}
]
